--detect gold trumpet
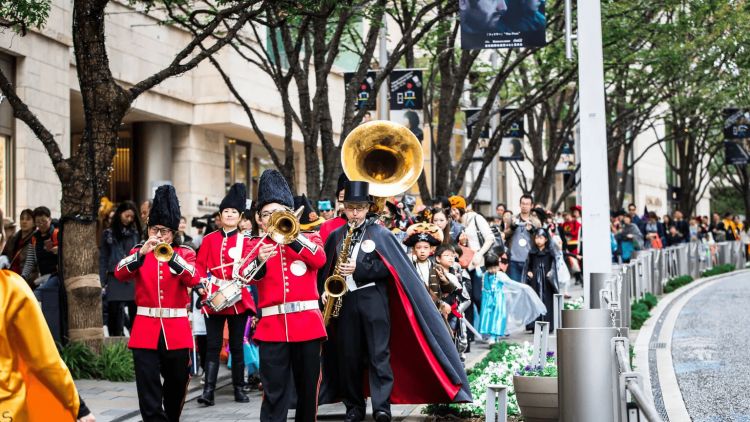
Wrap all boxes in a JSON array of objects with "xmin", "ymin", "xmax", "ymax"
[
  {"xmin": 154, "ymin": 242, "xmax": 174, "ymax": 262},
  {"xmin": 340, "ymin": 120, "xmax": 424, "ymax": 212},
  {"xmin": 266, "ymin": 207, "xmax": 304, "ymax": 245},
  {"xmin": 322, "ymin": 222, "xmax": 355, "ymax": 326}
]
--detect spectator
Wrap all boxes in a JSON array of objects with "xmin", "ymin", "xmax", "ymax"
[
  {"xmin": 432, "ymin": 208, "xmax": 459, "ymax": 246},
  {"xmin": 724, "ymin": 212, "xmax": 740, "ymax": 241},
  {"xmin": 616, "ymin": 214, "xmax": 644, "ymax": 262},
  {"xmin": 710, "ymin": 212, "xmax": 727, "ymax": 242},
  {"xmin": 643, "ymin": 212, "xmax": 666, "ymax": 248},
  {"xmin": 175, "ymin": 216, "xmax": 196, "ymax": 249},
  {"xmin": 496, "ymin": 203, "xmax": 506, "ymax": 220},
  {"xmin": 477, "ymin": 253, "xmax": 508, "ymax": 343},
  {"xmin": 665, "ymin": 225, "xmax": 684, "ymax": 246},
  {"xmin": 662, "ymin": 214, "xmax": 673, "ymax": 231},
  {"xmin": 1, "ymin": 209, "xmax": 37, "ymax": 285},
  {"xmin": 672, "ymin": 210, "xmax": 689, "ymax": 243},
  {"xmin": 21, "ymin": 207, "xmax": 60, "ymax": 286},
  {"xmin": 99, "ymin": 201, "xmax": 142, "ymax": 337},
  {"xmin": 522, "ymin": 228, "xmax": 559, "ymax": 331},
  {"xmin": 627, "ymin": 203, "xmax": 644, "ymax": 232},
  {"xmin": 431, "ymin": 196, "xmax": 451, "ymax": 210},
  {"xmin": 501, "ymin": 210, "xmax": 513, "ymax": 235},
  {"xmin": 507, "ymin": 194, "xmax": 539, "ymax": 282},
  {"xmin": 688, "ymin": 217, "xmax": 701, "ymax": 242},
  {"xmin": 139, "ymin": 199, "xmax": 152, "ymax": 226}
]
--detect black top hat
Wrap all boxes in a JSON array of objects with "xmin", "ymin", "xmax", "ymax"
[
  {"xmin": 337, "ymin": 173, "xmax": 350, "ymax": 196},
  {"xmin": 293, "ymin": 194, "xmax": 325, "ymax": 230},
  {"xmin": 220, "ymin": 183, "xmax": 248, "ymax": 213},
  {"xmin": 149, "ymin": 185, "xmax": 181, "ymax": 231},
  {"xmin": 343, "ymin": 181, "xmax": 372, "ymax": 203},
  {"xmin": 256, "ymin": 169, "xmax": 294, "ymax": 211}
]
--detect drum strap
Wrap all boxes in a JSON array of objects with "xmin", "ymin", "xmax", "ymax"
[{"xmin": 232, "ymin": 231, "xmax": 245, "ymax": 279}]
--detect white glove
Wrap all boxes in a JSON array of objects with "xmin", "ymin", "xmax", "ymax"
[{"xmin": 0, "ymin": 255, "xmax": 9, "ymax": 269}]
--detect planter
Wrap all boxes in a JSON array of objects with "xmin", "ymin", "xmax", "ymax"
[{"xmin": 512, "ymin": 375, "xmax": 559, "ymax": 422}]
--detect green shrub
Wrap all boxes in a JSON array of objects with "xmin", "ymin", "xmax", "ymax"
[
  {"xmin": 642, "ymin": 293, "xmax": 658, "ymax": 310},
  {"xmin": 60, "ymin": 341, "xmax": 134, "ymax": 381},
  {"xmin": 630, "ymin": 293, "xmax": 660, "ymax": 330},
  {"xmin": 664, "ymin": 275, "xmax": 694, "ymax": 293},
  {"xmin": 95, "ymin": 342, "xmax": 135, "ymax": 382},
  {"xmin": 60, "ymin": 342, "xmax": 98, "ymax": 379},
  {"xmin": 702, "ymin": 263, "xmax": 735, "ymax": 278}
]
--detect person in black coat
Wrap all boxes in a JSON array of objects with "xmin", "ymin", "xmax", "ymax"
[
  {"xmin": 99, "ymin": 201, "xmax": 142, "ymax": 336},
  {"xmin": 522, "ymin": 228, "xmax": 559, "ymax": 331}
]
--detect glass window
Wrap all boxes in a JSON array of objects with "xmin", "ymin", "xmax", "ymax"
[
  {"xmin": 225, "ymin": 139, "xmax": 251, "ymax": 192},
  {"xmin": 0, "ymin": 135, "xmax": 12, "ymax": 215}
]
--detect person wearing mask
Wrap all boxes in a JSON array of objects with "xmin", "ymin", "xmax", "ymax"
[
  {"xmin": 507, "ymin": 195, "xmax": 538, "ymax": 282},
  {"xmin": 319, "ymin": 181, "xmax": 470, "ymax": 422},
  {"xmin": 114, "ymin": 185, "xmax": 203, "ymax": 422},
  {"xmin": 242, "ymin": 170, "xmax": 328, "ymax": 422},
  {"xmin": 1, "ymin": 209, "xmax": 37, "ymax": 285},
  {"xmin": 522, "ymin": 228, "xmax": 559, "ymax": 331},
  {"xmin": 99, "ymin": 201, "xmax": 142, "ymax": 337},
  {"xmin": 319, "ymin": 173, "xmax": 350, "ymax": 243},
  {"xmin": 196, "ymin": 183, "xmax": 257, "ymax": 406}
]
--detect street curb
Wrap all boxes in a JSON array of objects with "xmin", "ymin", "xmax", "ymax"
[
  {"xmin": 109, "ymin": 373, "xmax": 233, "ymax": 422},
  {"xmin": 634, "ymin": 269, "xmax": 750, "ymax": 422}
]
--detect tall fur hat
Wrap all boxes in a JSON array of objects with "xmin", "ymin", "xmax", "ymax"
[
  {"xmin": 220, "ymin": 183, "xmax": 248, "ymax": 213},
  {"xmin": 256, "ymin": 169, "xmax": 294, "ymax": 211},
  {"xmin": 148, "ymin": 185, "xmax": 181, "ymax": 231}
]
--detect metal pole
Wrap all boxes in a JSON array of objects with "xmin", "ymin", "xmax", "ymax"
[
  {"xmin": 564, "ymin": 0, "xmax": 575, "ymax": 60},
  {"xmin": 578, "ymin": 0, "xmax": 612, "ymax": 308},
  {"xmin": 489, "ymin": 52, "xmax": 500, "ymax": 210},
  {"xmin": 378, "ymin": 15, "xmax": 388, "ymax": 121}
]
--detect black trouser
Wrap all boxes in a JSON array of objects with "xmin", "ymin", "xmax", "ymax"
[
  {"xmin": 204, "ymin": 312, "xmax": 247, "ymax": 370},
  {"xmin": 259, "ymin": 339, "xmax": 322, "ymax": 422},
  {"xmin": 337, "ymin": 283, "xmax": 393, "ymax": 419},
  {"xmin": 132, "ymin": 332, "xmax": 190, "ymax": 422},
  {"xmin": 107, "ymin": 300, "xmax": 136, "ymax": 336},
  {"xmin": 195, "ymin": 335, "xmax": 207, "ymax": 372}
]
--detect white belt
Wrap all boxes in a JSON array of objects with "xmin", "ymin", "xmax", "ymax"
[
  {"xmin": 260, "ymin": 300, "xmax": 319, "ymax": 317},
  {"xmin": 136, "ymin": 306, "xmax": 188, "ymax": 318}
]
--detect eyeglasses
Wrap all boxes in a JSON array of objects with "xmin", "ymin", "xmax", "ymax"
[
  {"xmin": 148, "ymin": 226, "xmax": 172, "ymax": 236},
  {"xmin": 344, "ymin": 204, "xmax": 369, "ymax": 212},
  {"xmin": 260, "ymin": 209, "xmax": 286, "ymax": 220}
]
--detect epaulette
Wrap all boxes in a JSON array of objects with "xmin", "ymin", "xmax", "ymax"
[{"xmin": 176, "ymin": 244, "xmax": 195, "ymax": 252}]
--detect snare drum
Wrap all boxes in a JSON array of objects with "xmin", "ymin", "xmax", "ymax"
[{"xmin": 206, "ymin": 280, "xmax": 243, "ymax": 312}]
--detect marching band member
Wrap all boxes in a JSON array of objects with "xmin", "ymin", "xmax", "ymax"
[
  {"xmin": 295, "ymin": 194, "xmax": 326, "ymax": 232},
  {"xmin": 244, "ymin": 170, "xmax": 327, "ymax": 422},
  {"xmin": 319, "ymin": 173, "xmax": 349, "ymax": 243},
  {"xmin": 113, "ymin": 185, "xmax": 202, "ymax": 422},
  {"xmin": 195, "ymin": 183, "xmax": 257, "ymax": 406},
  {"xmin": 319, "ymin": 180, "xmax": 471, "ymax": 422}
]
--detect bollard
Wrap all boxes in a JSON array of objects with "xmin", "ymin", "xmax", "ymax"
[
  {"xmin": 558, "ymin": 327, "xmax": 619, "ymax": 422},
  {"xmin": 485, "ymin": 384, "xmax": 508, "ymax": 422},
  {"xmin": 532, "ymin": 321, "xmax": 550, "ymax": 368},
  {"xmin": 562, "ymin": 308, "xmax": 611, "ymax": 328},
  {"xmin": 677, "ymin": 244, "xmax": 689, "ymax": 276},
  {"xmin": 553, "ymin": 294, "xmax": 564, "ymax": 335},
  {"xmin": 590, "ymin": 272, "xmax": 611, "ymax": 309}
]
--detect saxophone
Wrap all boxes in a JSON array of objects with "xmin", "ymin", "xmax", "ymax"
[{"xmin": 322, "ymin": 222, "xmax": 355, "ymax": 326}]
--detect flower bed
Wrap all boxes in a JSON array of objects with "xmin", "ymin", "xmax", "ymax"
[{"xmin": 424, "ymin": 341, "xmax": 549, "ymax": 418}]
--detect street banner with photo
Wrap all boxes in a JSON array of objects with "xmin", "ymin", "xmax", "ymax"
[
  {"xmin": 390, "ymin": 69, "xmax": 423, "ymax": 110},
  {"xmin": 499, "ymin": 108, "xmax": 524, "ymax": 161},
  {"xmin": 344, "ymin": 71, "xmax": 377, "ymax": 110},
  {"xmin": 459, "ymin": 0, "xmax": 547, "ymax": 49},
  {"xmin": 724, "ymin": 140, "xmax": 750, "ymax": 165},
  {"xmin": 555, "ymin": 139, "xmax": 576, "ymax": 172},
  {"xmin": 464, "ymin": 108, "xmax": 490, "ymax": 139},
  {"xmin": 723, "ymin": 108, "xmax": 750, "ymax": 139}
]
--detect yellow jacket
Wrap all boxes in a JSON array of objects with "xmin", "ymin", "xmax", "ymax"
[{"xmin": 0, "ymin": 270, "xmax": 79, "ymax": 421}]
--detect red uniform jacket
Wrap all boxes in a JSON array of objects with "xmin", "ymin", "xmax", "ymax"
[
  {"xmin": 319, "ymin": 216, "xmax": 347, "ymax": 244},
  {"xmin": 246, "ymin": 232, "xmax": 327, "ymax": 343},
  {"xmin": 114, "ymin": 244, "xmax": 198, "ymax": 350},
  {"xmin": 194, "ymin": 229, "xmax": 257, "ymax": 316}
]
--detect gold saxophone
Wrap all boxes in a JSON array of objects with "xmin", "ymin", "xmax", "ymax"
[{"xmin": 322, "ymin": 222, "xmax": 355, "ymax": 326}]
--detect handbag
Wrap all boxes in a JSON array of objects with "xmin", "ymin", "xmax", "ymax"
[
  {"xmin": 650, "ymin": 236, "xmax": 663, "ymax": 249},
  {"xmin": 458, "ymin": 244, "xmax": 474, "ymax": 269},
  {"xmin": 556, "ymin": 253, "xmax": 571, "ymax": 285},
  {"xmin": 474, "ymin": 215, "xmax": 505, "ymax": 258}
]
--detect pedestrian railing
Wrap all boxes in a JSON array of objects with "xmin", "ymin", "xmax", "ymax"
[{"xmin": 611, "ymin": 336, "xmax": 663, "ymax": 422}]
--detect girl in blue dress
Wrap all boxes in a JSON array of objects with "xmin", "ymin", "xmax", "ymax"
[{"xmin": 477, "ymin": 254, "xmax": 509, "ymax": 341}]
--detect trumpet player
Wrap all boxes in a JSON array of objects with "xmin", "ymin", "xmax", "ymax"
[
  {"xmin": 195, "ymin": 183, "xmax": 257, "ymax": 406},
  {"xmin": 244, "ymin": 169, "xmax": 327, "ymax": 422},
  {"xmin": 114, "ymin": 185, "xmax": 204, "ymax": 422}
]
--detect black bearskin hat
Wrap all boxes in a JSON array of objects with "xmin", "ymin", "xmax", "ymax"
[
  {"xmin": 256, "ymin": 169, "xmax": 294, "ymax": 211},
  {"xmin": 336, "ymin": 172, "xmax": 350, "ymax": 196},
  {"xmin": 294, "ymin": 194, "xmax": 325, "ymax": 230},
  {"xmin": 148, "ymin": 185, "xmax": 181, "ymax": 231},
  {"xmin": 220, "ymin": 183, "xmax": 248, "ymax": 213}
]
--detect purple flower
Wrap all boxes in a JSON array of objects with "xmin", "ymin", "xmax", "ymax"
[
  {"xmin": 546, "ymin": 351, "xmax": 555, "ymax": 358},
  {"xmin": 524, "ymin": 365, "xmax": 532, "ymax": 371}
]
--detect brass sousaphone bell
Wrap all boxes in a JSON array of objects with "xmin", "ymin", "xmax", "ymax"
[{"xmin": 340, "ymin": 120, "xmax": 424, "ymax": 211}]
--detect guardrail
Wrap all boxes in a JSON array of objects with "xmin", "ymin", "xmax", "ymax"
[{"xmin": 612, "ymin": 336, "xmax": 663, "ymax": 422}]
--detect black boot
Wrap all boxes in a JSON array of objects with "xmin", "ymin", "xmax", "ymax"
[
  {"xmin": 197, "ymin": 361, "xmax": 218, "ymax": 406},
  {"xmin": 232, "ymin": 363, "xmax": 250, "ymax": 403}
]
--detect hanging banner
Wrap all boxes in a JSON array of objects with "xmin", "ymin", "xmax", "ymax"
[
  {"xmin": 344, "ymin": 71, "xmax": 377, "ymax": 110},
  {"xmin": 723, "ymin": 108, "xmax": 750, "ymax": 139},
  {"xmin": 724, "ymin": 140, "xmax": 749, "ymax": 165},
  {"xmin": 499, "ymin": 108, "xmax": 524, "ymax": 161},
  {"xmin": 459, "ymin": 0, "xmax": 547, "ymax": 49},
  {"xmin": 389, "ymin": 69, "xmax": 423, "ymax": 110},
  {"xmin": 555, "ymin": 139, "xmax": 576, "ymax": 172},
  {"xmin": 464, "ymin": 108, "xmax": 490, "ymax": 139}
]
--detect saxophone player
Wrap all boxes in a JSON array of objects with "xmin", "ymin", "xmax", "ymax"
[{"xmin": 243, "ymin": 169, "xmax": 327, "ymax": 422}]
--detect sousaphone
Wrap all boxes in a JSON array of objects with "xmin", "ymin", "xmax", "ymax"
[{"xmin": 341, "ymin": 120, "xmax": 424, "ymax": 211}]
